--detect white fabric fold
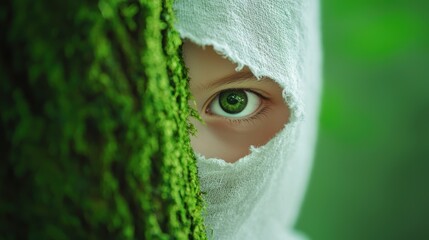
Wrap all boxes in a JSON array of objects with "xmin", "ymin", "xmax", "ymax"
[{"xmin": 174, "ymin": 0, "xmax": 322, "ymax": 239}]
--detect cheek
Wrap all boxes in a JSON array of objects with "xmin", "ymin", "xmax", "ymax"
[{"xmin": 190, "ymin": 103, "xmax": 290, "ymax": 162}]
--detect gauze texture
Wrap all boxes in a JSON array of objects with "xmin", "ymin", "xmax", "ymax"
[{"xmin": 174, "ymin": 0, "xmax": 322, "ymax": 239}]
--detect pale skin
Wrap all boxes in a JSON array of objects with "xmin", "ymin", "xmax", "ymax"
[{"xmin": 182, "ymin": 40, "xmax": 290, "ymax": 162}]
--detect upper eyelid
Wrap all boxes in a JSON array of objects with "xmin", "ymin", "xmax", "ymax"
[
  {"xmin": 195, "ymin": 71, "xmax": 255, "ymax": 92},
  {"xmin": 205, "ymin": 88, "xmax": 253, "ymax": 108},
  {"xmin": 196, "ymin": 75, "xmax": 272, "ymax": 102}
]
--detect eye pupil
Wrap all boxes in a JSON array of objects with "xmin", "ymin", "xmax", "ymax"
[
  {"xmin": 219, "ymin": 90, "xmax": 248, "ymax": 114},
  {"xmin": 226, "ymin": 94, "xmax": 240, "ymax": 104}
]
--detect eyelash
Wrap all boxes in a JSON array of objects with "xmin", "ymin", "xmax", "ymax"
[
  {"xmin": 226, "ymin": 106, "xmax": 271, "ymax": 125},
  {"xmin": 205, "ymin": 88, "xmax": 270, "ymax": 125}
]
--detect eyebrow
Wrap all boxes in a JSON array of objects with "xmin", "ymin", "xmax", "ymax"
[{"xmin": 196, "ymin": 70, "xmax": 256, "ymax": 91}]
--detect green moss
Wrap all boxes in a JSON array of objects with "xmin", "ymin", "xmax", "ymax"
[{"xmin": 0, "ymin": 0, "xmax": 206, "ymax": 239}]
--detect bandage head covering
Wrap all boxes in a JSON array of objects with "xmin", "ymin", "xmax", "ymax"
[{"xmin": 174, "ymin": 0, "xmax": 322, "ymax": 239}]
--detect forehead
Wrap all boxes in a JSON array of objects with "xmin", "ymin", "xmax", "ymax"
[{"xmin": 182, "ymin": 40, "xmax": 238, "ymax": 86}]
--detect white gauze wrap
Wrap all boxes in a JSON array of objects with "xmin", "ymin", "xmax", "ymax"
[{"xmin": 174, "ymin": 0, "xmax": 322, "ymax": 239}]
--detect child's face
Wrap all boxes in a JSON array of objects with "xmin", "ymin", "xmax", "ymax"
[{"xmin": 183, "ymin": 40, "xmax": 290, "ymax": 162}]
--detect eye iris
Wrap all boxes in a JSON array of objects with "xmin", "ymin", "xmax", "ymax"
[{"xmin": 219, "ymin": 90, "xmax": 248, "ymax": 114}]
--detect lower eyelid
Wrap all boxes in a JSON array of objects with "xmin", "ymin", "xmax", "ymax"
[
  {"xmin": 226, "ymin": 106, "xmax": 271, "ymax": 125},
  {"xmin": 218, "ymin": 99, "xmax": 270, "ymax": 121}
]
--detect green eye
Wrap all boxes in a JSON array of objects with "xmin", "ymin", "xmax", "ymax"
[
  {"xmin": 219, "ymin": 90, "xmax": 248, "ymax": 114},
  {"xmin": 208, "ymin": 89, "xmax": 262, "ymax": 119}
]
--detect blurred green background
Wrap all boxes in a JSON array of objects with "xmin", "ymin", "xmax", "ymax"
[{"xmin": 296, "ymin": 0, "xmax": 429, "ymax": 239}]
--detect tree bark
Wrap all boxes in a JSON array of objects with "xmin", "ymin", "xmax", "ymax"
[{"xmin": 0, "ymin": 0, "xmax": 206, "ymax": 239}]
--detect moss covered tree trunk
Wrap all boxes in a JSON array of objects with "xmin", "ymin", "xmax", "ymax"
[{"xmin": 0, "ymin": 0, "xmax": 206, "ymax": 239}]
